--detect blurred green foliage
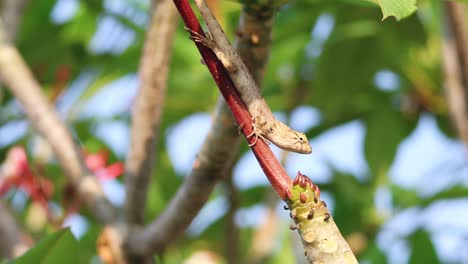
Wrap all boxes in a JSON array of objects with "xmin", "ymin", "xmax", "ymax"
[{"xmin": 12, "ymin": 228, "xmax": 84, "ymax": 264}]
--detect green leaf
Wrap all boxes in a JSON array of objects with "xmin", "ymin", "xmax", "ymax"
[
  {"xmin": 377, "ymin": 0, "xmax": 417, "ymax": 21},
  {"xmin": 424, "ymin": 186, "xmax": 468, "ymax": 206},
  {"xmin": 330, "ymin": 172, "xmax": 372, "ymax": 235},
  {"xmin": 339, "ymin": 0, "xmax": 379, "ymax": 7},
  {"xmin": 13, "ymin": 228, "xmax": 80, "ymax": 264},
  {"xmin": 409, "ymin": 230, "xmax": 439, "ymax": 264},
  {"xmin": 364, "ymin": 106, "xmax": 416, "ymax": 179},
  {"xmin": 391, "ymin": 185, "xmax": 421, "ymax": 208},
  {"xmin": 360, "ymin": 242, "xmax": 388, "ymax": 263},
  {"xmin": 60, "ymin": 3, "xmax": 98, "ymax": 45}
]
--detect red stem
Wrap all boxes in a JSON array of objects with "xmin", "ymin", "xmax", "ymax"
[{"xmin": 173, "ymin": 0, "xmax": 293, "ymax": 199}]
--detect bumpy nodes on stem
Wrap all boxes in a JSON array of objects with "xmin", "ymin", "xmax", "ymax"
[
  {"xmin": 285, "ymin": 171, "xmax": 324, "ymax": 227},
  {"xmin": 285, "ymin": 172, "xmax": 358, "ymax": 263}
]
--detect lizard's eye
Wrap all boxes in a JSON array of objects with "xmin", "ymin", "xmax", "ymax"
[{"xmin": 299, "ymin": 137, "xmax": 303, "ymax": 141}]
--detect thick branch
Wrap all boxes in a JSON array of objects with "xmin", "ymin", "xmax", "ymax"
[
  {"xmin": 299, "ymin": 213, "xmax": 357, "ymax": 263},
  {"xmin": 0, "ymin": 19, "xmax": 116, "ymax": 224},
  {"xmin": 443, "ymin": 1, "xmax": 468, "ymax": 143},
  {"xmin": 0, "ymin": 201, "xmax": 29, "ymax": 259},
  {"xmin": 288, "ymin": 174, "xmax": 358, "ymax": 263},
  {"xmin": 233, "ymin": 2, "xmax": 275, "ymax": 83},
  {"xmin": 124, "ymin": 0, "xmax": 178, "ymax": 226}
]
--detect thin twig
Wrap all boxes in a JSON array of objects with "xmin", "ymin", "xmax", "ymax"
[
  {"xmin": 233, "ymin": 2, "xmax": 275, "ymax": 83},
  {"xmin": 443, "ymin": 1, "xmax": 468, "ymax": 143},
  {"xmin": 0, "ymin": 201, "xmax": 30, "ymax": 259},
  {"xmin": 0, "ymin": 0, "xmax": 29, "ymax": 259},
  {"xmin": 124, "ymin": 0, "xmax": 178, "ymax": 226},
  {"xmin": 0, "ymin": 19, "xmax": 116, "ymax": 224},
  {"xmin": 445, "ymin": 2, "xmax": 468, "ymax": 90},
  {"xmin": 249, "ymin": 205, "xmax": 281, "ymax": 263}
]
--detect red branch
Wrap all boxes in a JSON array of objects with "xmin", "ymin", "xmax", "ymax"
[{"xmin": 173, "ymin": 0, "xmax": 292, "ymax": 198}]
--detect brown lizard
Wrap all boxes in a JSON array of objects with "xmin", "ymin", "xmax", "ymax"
[{"xmin": 187, "ymin": 0, "xmax": 312, "ymax": 154}]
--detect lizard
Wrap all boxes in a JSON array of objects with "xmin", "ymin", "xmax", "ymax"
[{"xmin": 186, "ymin": 0, "xmax": 312, "ymax": 154}]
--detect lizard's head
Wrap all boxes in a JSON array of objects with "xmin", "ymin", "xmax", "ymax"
[
  {"xmin": 281, "ymin": 131, "xmax": 312, "ymax": 154},
  {"xmin": 293, "ymin": 131, "xmax": 312, "ymax": 154}
]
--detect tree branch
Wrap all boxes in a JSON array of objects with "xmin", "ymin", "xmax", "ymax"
[
  {"xmin": 0, "ymin": 201, "xmax": 30, "ymax": 259},
  {"xmin": 287, "ymin": 173, "xmax": 358, "ymax": 263},
  {"xmin": 125, "ymin": 97, "xmax": 243, "ymax": 256},
  {"xmin": 249, "ymin": 205, "xmax": 281, "ymax": 263},
  {"xmin": 0, "ymin": 0, "xmax": 28, "ymax": 41},
  {"xmin": 0, "ymin": 19, "xmax": 116, "ymax": 224},
  {"xmin": 224, "ymin": 4, "xmax": 277, "ymax": 263},
  {"xmin": 233, "ymin": 2, "xmax": 275, "ymax": 83},
  {"xmin": 443, "ymin": 1, "xmax": 468, "ymax": 143},
  {"xmin": 124, "ymin": 0, "xmax": 178, "ymax": 226},
  {"xmin": 445, "ymin": 2, "xmax": 468, "ymax": 90}
]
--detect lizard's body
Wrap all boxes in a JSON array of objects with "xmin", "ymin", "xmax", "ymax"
[{"xmin": 189, "ymin": 0, "xmax": 312, "ymax": 154}]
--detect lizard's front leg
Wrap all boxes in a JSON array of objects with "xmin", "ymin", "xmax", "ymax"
[
  {"xmin": 184, "ymin": 27, "xmax": 216, "ymax": 49},
  {"xmin": 184, "ymin": 27, "xmax": 236, "ymax": 72},
  {"xmin": 246, "ymin": 117, "xmax": 271, "ymax": 147}
]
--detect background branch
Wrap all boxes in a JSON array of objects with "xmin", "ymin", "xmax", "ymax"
[
  {"xmin": 224, "ymin": 3, "xmax": 277, "ymax": 262},
  {"xmin": 443, "ymin": 1, "xmax": 468, "ymax": 143},
  {"xmin": 125, "ymin": 97, "xmax": 243, "ymax": 255},
  {"xmin": 0, "ymin": 201, "xmax": 30, "ymax": 259},
  {"xmin": 0, "ymin": 11, "xmax": 46, "ymax": 250},
  {"xmin": 124, "ymin": 0, "xmax": 178, "ymax": 227},
  {"xmin": 0, "ymin": 0, "xmax": 28, "ymax": 41},
  {"xmin": 233, "ymin": 2, "xmax": 275, "ymax": 83},
  {"xmin": 0, "ymin": 19, "xmax": 116, "ymax": 224},
  {"xmin": 445, "ymin": 2, "xmax": 468, "ymax": 89}
]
